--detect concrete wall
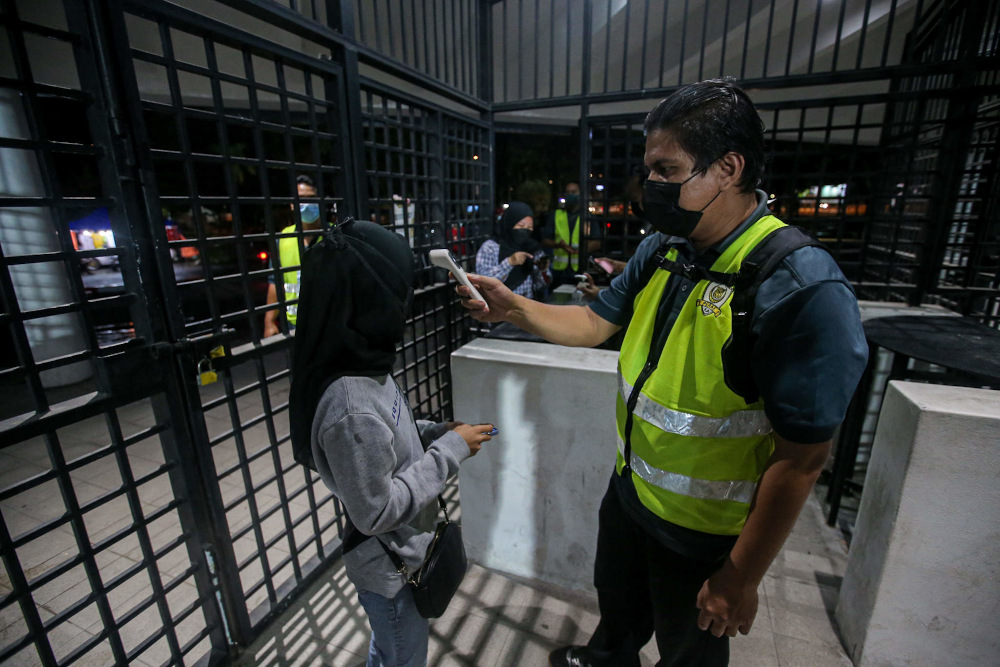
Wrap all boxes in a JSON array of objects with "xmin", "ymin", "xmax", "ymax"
[
  {"xmin": 452, "ymin": 338, "xmax": 619, "ymax": 592},
  {"xmin": 836, "ymin": 381, "xmax": 1000, "ymax": 666}
]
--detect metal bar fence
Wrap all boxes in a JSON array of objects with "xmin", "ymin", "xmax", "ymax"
[
  {"xmin": 347, "ymin": 0, "xmax": 482, "ymax": 98},
  {"xmin": 0, "ymin": 0, "xmax": 234, "ymax": 663},
  {"xmin": 118, "ymin": 0, "xmax": 384, "ymax": 647},
  {"xmin": 358, "ymin": 80, "xmax": 492, "ymax": 417},
  {"xmin": 3, "ymin": 0, "xmax": 999, "ymax": 665},
  {"xmin": 492, "ymin": 0, "xmax": 932, "ymax": 110},
  {"xmin": 1, "ymin": 0, "xmax": 493, "ymax": 664},
  {"xmin": 581, "ymin": 75, "xmax": 1000, "ymax": 317}
]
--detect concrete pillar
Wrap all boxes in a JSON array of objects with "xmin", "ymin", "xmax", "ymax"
[
  {"xmin": 453, "ymin": 338, "xmax": 619, "ymax": 592},
  {"xmin": 836, "ymin": 381, "xmax": 1000, "ymax": 666}
]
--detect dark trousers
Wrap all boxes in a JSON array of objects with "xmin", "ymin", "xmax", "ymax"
[{"xmin": 586, "ymin": 478, "xmax": 730, "ymax": 667}]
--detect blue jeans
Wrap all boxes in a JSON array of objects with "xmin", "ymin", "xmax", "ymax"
[{"xmin": 356, "ymin": 586, "xmax": 428, "ymax": 667}]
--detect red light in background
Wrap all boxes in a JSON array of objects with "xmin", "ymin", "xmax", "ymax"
[
  {"xmin": 257, "ymin": 251, "xmax": 268, "ymax": 261},
  {"xmin": 606, "ymin": 223, "xmax": 611, "ymax": 228}
]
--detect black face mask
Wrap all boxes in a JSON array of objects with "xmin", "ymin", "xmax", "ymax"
[
  {"xmin": 642, "ymin": 172, "xmax": 720, "ymax": 238},
  {"xmin": 511, "ymin": 228, "xmax": 535, "ymax": 248}
]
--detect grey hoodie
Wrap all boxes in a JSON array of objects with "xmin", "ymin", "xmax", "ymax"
[{"xmin": 311, "ymin": 374, "xmax": 470, "ymax": 598}]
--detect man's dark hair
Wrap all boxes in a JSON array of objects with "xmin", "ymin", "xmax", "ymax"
[
  {"xmin": 643, "ymin": 78, "xmax": 765, "ymax": 193},
  {"xmin": 296, "ymin": 174, "xmax": 316, "ymax": 190}
]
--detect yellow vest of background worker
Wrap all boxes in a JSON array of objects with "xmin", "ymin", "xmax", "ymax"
[
  {"xmin": 615, "ymin": 215, "xmax": 786, "ymax": 536},
  {"xmin": 552, "ymin": 209, "xmax": 581, "ymax": 272},
  {"xmin": 278, "ymin": 225, "xmax": 303, "ymax": 326}
]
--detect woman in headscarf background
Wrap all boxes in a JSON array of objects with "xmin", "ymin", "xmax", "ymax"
[
  {"xmin": 475, "ymin": 201, "xmax": 551, "ymax": 300},
  {"xmin": 289, "ymin": 219, "xmax": 494, "ymax": 666}
]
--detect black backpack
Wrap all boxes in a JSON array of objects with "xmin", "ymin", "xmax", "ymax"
[{"xmin": 634, "ymin": 226, "xmax": 829, "ymax": 404}]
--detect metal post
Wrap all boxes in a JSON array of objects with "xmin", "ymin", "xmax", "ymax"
[
  {"xmin": 479, "ymin": 0, "xmax": 495, "ymax": 214},
  {"xmin": 329, "ymin": 0, "xmax": 370, "ymax": 222},
  {"xmin": 579, "ymin": 0, "xmax": 592, "ymax": 270}
]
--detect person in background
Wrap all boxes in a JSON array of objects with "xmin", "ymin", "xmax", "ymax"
[
  {"xmin": 455, "ymin": 78, "xmax": 868, "ymax": 667},
  {"xmin": 289, "ymin": 219, "xmax": 494, "ymax": 666},
  {"xmin": 590, "ymin": 166, "xmax": 651, "ymax": 278},
  {"xmin": 476, "ymin": 201, "xmax": 551, "ymax": 300},
  {"xmin": 542, "ymin": 181, "xmax": 603, "ymax": 287},
  {"xmin": 264, "ymin": 175, "xmax": 328, "ymax": 337}
]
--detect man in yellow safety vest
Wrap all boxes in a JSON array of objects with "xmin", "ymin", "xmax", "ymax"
[
  {"xmin": 264, "ymin": 175, "xmax": 327, "ymax": 337},
  {"xmin": 542, "ymin": 181, "xmax": 602, "ymax": 287},
  {"xmin": 454, "ymin": 79, "xmax": 868, "ymax": 667}
]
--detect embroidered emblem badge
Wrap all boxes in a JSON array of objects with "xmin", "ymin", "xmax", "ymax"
[{"xmin": 696, "ymin": 281, "xmax": 733, "ymax": 317}]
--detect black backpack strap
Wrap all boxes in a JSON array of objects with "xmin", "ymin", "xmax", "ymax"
[
  {"xmin": 722, "ymin": 226, "xmax": 830, "ymax": 404},
  {"xmin": 636, "ymin": 239, "xmax": 673, "ymax": 287},
  {"xmin": 656, "ymin": 257, "xmax": 737, "ymax": 287}
]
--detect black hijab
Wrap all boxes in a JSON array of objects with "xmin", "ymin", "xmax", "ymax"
[
  {"xmin": 493, "ymin": 201, "xmax": 539, "ymax": 289},
  {"xmin": 289, "ymin": 218, "xmax": 414, "ymax": 469}
]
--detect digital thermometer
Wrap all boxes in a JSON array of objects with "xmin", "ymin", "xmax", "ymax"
[{"xmin": 429, "ymin": 249, "xmax": 488, "ymax": 312}]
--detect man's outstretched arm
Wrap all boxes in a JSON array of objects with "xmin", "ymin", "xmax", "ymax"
[{"xmin": 457, "ymin": 273, "xmax": 621, "ymax": 348}]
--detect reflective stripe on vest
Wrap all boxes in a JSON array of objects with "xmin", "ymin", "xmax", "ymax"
[
  {"xmin": 618, "ymin": 374, "xmax": 771, "ymax": 439},
  {"xmin": 552, "ymin": 210, "xmax": 580, "ymax": 271},
  {"xmin": 616, "ymin": 435, "xmax": 758, "ymax": 504},
  {"xmin": 278, "ymin": 226, "xmax": 301, "ymax": 325},
  {"xmin": 615, "ymin": 214, "xmax": 786, "ymax": 535}
]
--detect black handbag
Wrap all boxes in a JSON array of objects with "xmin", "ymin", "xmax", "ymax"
[{"xmin": 376, "ymin": 495, "xmax": 468, "ymax": 619}]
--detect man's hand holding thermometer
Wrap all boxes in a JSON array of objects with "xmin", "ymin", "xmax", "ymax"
[{"xmin": 429, "ymin": 249, "xmax": 489, "ymax": 314}]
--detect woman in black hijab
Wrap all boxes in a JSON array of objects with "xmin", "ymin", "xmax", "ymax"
[
  {"xmin": 289, "ymin": 219, "xmax": 493, "ymax": 666},
  {"xmin": 475, "ymin": 201, "xmax": 551, "ymax": 299}
]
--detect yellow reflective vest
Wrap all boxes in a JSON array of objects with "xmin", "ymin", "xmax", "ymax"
[
  {"xmin": 615, "ymin": 215, "xmax": 785, "ymax": 535},
  {"xmin": 552, "ymin": 210, "xmax": 580, "ymax": 271},
  {"xmin": 278, "ymin": 225, "xmax": 302, "ymax": 326}
]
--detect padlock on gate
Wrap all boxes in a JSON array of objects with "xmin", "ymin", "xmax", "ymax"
[{"xmin": 197, "ymin": 358, "xmax": 218, "ymax": 386}]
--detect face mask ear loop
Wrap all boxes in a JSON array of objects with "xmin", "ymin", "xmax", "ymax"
[
  {"xmin": 700, "ymin": 189, "xmax": 723, "ymax": 213},
  {"xmin": 681, "ymin": 170, "xmax": 701, "ymax": 186},
  {"xmin": 683, "ymin": 159, "xmax": 725, "ymax": 213}
]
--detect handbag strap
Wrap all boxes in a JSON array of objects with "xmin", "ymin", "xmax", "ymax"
[{"xmin": 374, "ymin": 493, "xmax": 450, "ymax": 579}]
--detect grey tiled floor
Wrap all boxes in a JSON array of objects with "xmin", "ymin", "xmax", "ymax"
[{"xmin": 234, "ymin": 488, "xmax": 852, "ymax": 667}]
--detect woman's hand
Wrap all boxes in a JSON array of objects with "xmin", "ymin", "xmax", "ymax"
[
  {"xmin": 451, "ymin": 423, "xmax": 495, "ymax": 456},
  {"xmin": 508, "ymin": 251, "xmax": 533, "ymax": 266},
  {"xmin": 577, "ymin": 273, "xmax": 600, "ymax": 301}
]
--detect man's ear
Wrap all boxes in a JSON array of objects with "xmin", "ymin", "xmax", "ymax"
[{"xmin": 715, "ymin": 152, "xmax": 746, "ymax": 191}]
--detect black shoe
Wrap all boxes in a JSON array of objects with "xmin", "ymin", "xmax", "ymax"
[{"xmin": 548, "ymin": 645, "xmax": 598, "ymax": 667}]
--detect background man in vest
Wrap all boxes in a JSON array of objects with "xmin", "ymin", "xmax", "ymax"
[
  {"xmin": 542, "ymin": 181, "xmax": 602, "ymax": 287},
  {"xmin": 455, "ymin": 78, "xmax": 867, "ymax": 667},
  {"xmin": 264, "ymin": 175, "xmax": 327, "ymax": 337}
]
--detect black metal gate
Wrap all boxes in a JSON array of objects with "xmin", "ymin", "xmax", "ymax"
[
  {"xmin": 0, "ymin": 0, "xmax": 237, "ymax": 663},
  {"xmin": 112, "ymin": 0, "xmax": 360, "ymax": 646},
  {"xmin": 1, "ymin": 0, "xmax": 491, "ymax": 664}
]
